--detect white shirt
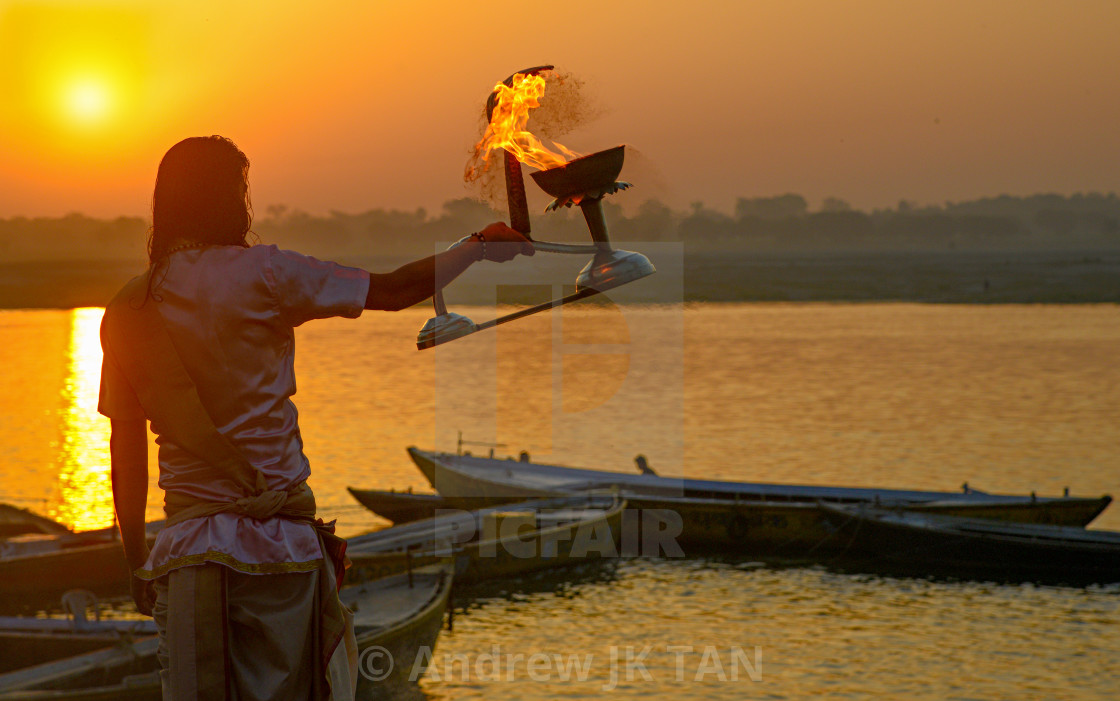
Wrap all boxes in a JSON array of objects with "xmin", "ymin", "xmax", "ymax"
[{"xmin": 98, "ymin": 244, "xmax": 370, "ymax": 577}]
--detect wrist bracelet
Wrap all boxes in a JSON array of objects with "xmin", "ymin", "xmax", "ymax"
[{"xmin": 471, "ymin": 232, "xmax": 487, "ymax": 262}]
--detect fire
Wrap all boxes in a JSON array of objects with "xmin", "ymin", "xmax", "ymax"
[{"xmin": 471, "ymin": 72, "xmax": 581, "ymax": 173}]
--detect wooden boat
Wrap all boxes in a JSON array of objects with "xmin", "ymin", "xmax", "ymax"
[
  {"xmin": 346, "ymin": 494, "xmax": 626, "ymax": 585},
  {"xmin": 819, "ymin": 503, "xmax": 1120, "ymax": 581},
  {"xmin": 406, "ymin": 447, "xmax": 1111, "ymax": 555},
  {"xmin": 0, "ymin": 614, "xmax": 156, "ymax": 674},
  {"xmin": 0, "ymin": 505, "xmax": 70, "ymax": 540},
  {"xmin": 0, "ymin": 635, "xmax": 161, "ymax": 700},
  {"xmin": 408, "ymin": 447, "xmax": 1111, "ymax": 525},
  {"xmin": 346, "ymin": 487, "xmax": 494, "ymax": 524},
  {"xmin": 0, "ymin": 523, "xmax": 163, "ymax": 614},
  {"xmin": 1, "ymin": 542, "xmax": 135, "ymax": 614},
  {"xmin": 0, "ymin": 566, "xmax": 452, "ymax": 699},
  {"xmin": 343, "ymin": 563, "xmax": 452, "ymax": 694},
  {"xmin": 0, "ymin": 520, "xmax": 164, "ymax": 560}
]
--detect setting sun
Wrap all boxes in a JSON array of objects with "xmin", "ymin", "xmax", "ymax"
[{"xmin": 64, "ymin": 77, "xmax": 113, "ymax": 125}]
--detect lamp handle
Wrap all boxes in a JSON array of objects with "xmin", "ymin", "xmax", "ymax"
[{"xmin": 505, "ymin": 152, "xmax": 532, "ymax": 236}]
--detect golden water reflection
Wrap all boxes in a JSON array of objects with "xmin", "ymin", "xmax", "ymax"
[{"xmin": 51, "ymin": 307, "xmax": 114, "ymax": 532}]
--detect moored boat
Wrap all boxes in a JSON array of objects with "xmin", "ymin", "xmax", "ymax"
[
  {"xmin": 408, "ymin": 447, "xmax": 1110, "ymax": 525},
  {"xmin": 0, "ymin": 531, "xmax": 164, "ymax": 616},
  {"xmin": 0, "ymin": 505, "xmax": 71, "ymax": 541},
  {"xmin": 0, "ymin": 608, "xmax": 156, "ymax": 674},
  {"xmin": 0, "ymin": 635, "xmax": 161, "ymax": 700},
  {"xmin": 819, "ymin": 502, "xmax": 1120, "ymax": 581},
  {"xmin": 0, "ymin": 566, "xmax": 452, "ymax": 699},
  {"xmin": 406, "ymin": 447, "xmax": 1112, "ymax": 554},
  {"xmin": 0, "ymin": 522, "xmax": 164, "ymax": 614},
  {"xmin": 346, "ymin": 487, "xmax": 495, "ymax": 524},
  {"xmin": 0, "ymin": 542, "xmax": 135, "ymax": 615},
  {"xmin": 346, "ymin": 494, "xmax": 626, "ymax": 585},
  {"xmin": 342, "ymin": 563, "xmax": 452, "ymax": 694}
]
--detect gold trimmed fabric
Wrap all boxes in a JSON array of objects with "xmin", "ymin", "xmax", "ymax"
[{"xmin": 135, "ymin": 551, "xmax": 322, "ymax": 580}]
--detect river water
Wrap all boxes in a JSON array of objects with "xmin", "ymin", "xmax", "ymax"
[{"xmin": 1, "ymin": 303, "xmax": 1117, "ymax": 698}]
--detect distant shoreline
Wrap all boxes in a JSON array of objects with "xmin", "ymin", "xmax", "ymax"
[{"xmin": 1, "ymin": 250, "xmax": 1117, "ymax": 309}]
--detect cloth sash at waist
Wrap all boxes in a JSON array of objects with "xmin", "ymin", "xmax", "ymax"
[{"xmin": 164, "ymin": 480, "xmax": 317, "ymax": 528}]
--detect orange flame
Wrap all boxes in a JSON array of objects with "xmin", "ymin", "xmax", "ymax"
[{"xmin": 472, "ymin": 72, "xmax": 581, "ymax": 172}]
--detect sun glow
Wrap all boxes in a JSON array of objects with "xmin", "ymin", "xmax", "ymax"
[{"xmin": 63, "ymin": 77, "xmax": 113, "ymax": 125}]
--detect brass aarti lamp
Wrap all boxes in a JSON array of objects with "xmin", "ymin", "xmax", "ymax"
[{"xmin": 417, "ymin": 66, "xmax": 655, "ymax": 350}]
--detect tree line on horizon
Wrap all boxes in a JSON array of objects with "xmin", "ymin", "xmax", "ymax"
[{"xmin": 1, "ymin": 192, "xmax": 1118, "ymax": 263}]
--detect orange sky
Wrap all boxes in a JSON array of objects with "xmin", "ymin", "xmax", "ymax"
[{"xmin": 1, "ymin": 0, "xmax": 1118, "ymax": 218}]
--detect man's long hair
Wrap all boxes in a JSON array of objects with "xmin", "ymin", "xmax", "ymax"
[{"xmin": 147, "ymin": 135, "xmax": 253, "ymax": 265}]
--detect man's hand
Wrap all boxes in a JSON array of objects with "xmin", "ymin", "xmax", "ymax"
[
  {"xmin": 365, "ymin": 222, "xmax": 535, "ymax": 311},
  {"xmin": 130, "ymin": 573, "xmax": 156, "ymax": 616},
  {"xmin": 477, "ymin": 222, "xmax": 535, "ymax": 262}
]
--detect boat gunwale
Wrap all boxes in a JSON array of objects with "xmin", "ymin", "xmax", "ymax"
[
  {"xmin": 346, "ymin": 494, "xmax": 624, "ymax": 559},
  {"xmin": 411, "ymin": 447, "xmax": 1110, "ymax": 506},
  {"xmin": 822, "ymin": 502, "xmax": 1120, "ymax": 549}
]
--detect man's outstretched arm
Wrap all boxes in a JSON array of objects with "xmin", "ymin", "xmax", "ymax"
[{"xmin": 365, "ymin": 222, "xmax": 534, "ymax": 311}]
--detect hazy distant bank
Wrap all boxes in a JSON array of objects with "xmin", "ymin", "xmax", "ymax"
[
  {"xmin": 684, "ymin": 250, "xmax": 1120, "ymax": 304},
  {"xmin": 3, "ymin": 192, "xmax": 1118, "ymax": 307},
  {"xmin": 4, "ymin": 192, "xmax": 1120, "ymax": 262},
  {"xmin": 3, "ymin": 250, "xmax": 1117, "ymax": 309}
]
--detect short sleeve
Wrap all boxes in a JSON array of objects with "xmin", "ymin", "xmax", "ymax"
[
  {"xmin": 98, "ymin": 338, "xmax": 146, "ymax": 421},
  {"xmin": 265, "ymin": 246, "xmax": 371, "ymax": 327}
]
